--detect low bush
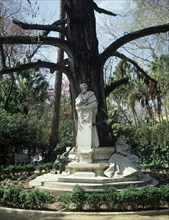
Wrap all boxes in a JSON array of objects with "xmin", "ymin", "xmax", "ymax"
[
  {"xmin": 2, "ymin": 187, "xmax": 27, "ymax": 209},
  {"xmin": 70, "ymin": 185, "xmax": 86, "ymax": 211},
  {"xmin": 60, "ymin": 185, "xmax": 86, "ymax": 211},
  {"xmin": 0, "ymin": 163, "xmax": 53, "ymax": 180},
  {"xmin": 86, "ymin": 192, "xmax": 105, "ymax": 210},
  {"xmin": 159, "ymin": 184, "xmax": 169, "ymax": 207},
  {"xmin": 0, "ymin": 186, "xmax": 54, "ymax": 210},
  {"xmin": 104, "ymin": 186, "xmax": 118, "ymax": 210},
  {"xmin": 60, "ymin": 184, "xmax": 169, "ymax": 211},
  {"xmin": 28, "ymin": 188, "xmax": 54, "ymax": 209}
]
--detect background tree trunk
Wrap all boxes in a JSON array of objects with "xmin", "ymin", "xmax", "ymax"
[{"xmin": 49, "ymin": 0, "xmax": 65, "ymax": 156}]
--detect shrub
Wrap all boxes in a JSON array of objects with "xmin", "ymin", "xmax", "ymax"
[
  {"xmin": 70, "ymin": 185, "xmax": 86, "ymax": 211},
  {"xmin": 2, "ymin": 187, "xmax": 26, "ymax": 208},
  {"xmin": 86, "ymin": 192, "xmax": 105, "ymax": 210},
  {"xmin": 60, "ymin": 192, "xmax": 72, "ymax": 209},
  {"xmin": 60, "ymin": 185, "xmax": 169, "ymax": 211},
  {"xmin": 0, "ymin": 163, "xmax": 53, "ymax": 180},
  {"xmin": 60, "ymin": 185, "xmax": 87, "ymax": 211},
  {"xmin": 139, "ymin": 187, "xmax": 161, "ymax": 209},
  {"xmin": 104, "ymin": 186, "xmax": 118, "ymax": 210},
  {"xmin": 160, "ymin": 184, "xmax": 169, "ymax": 207},
  {"xmin": 28, "ymin": 188, "xmax": 54, "ymax": 209},
  {"xmin": 0, "ymin": 108, "xmax": 49, "ymax": 165}
]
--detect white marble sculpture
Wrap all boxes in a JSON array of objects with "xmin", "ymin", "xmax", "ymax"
[
  {"xmin": 104, "ymin": 136, "xmax": 141, "ymax": 178},
  {"xmin": 75, "ymin": 83, "xmax": 99, "ymax": 162}
]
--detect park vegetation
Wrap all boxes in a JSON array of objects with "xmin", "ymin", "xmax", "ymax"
[{"xmin": 0, "ymin": 1, "xmax": 168, "ymax": 210}]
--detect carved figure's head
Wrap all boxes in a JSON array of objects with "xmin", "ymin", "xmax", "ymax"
[{"xmin": 80, "ymin": 83, "xmax": 88, "ymax": 93}]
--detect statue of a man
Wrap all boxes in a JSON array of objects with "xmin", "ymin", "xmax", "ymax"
[{"xmin": 75, "ymin": 83, "xmax": 99, "ymax": 161}]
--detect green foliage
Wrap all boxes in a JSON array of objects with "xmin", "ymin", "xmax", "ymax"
[
  {"xmin": 86, "ymin": 192, "xmax": 105, "ymax": 210},
  {"xmin": 28, "ymin": 188, "xmax": 54, "ymax": 209},
  {"xmin": 60, "ymin": 185, "xmax": 169, "ymax": 211},
  {"xmin": 70, "ymin": 185, "xmax": 86, "ymax": 211},
  {"xmin": 0, "ymin": 69, "xmax": 52, "ymax": 165},
  {"xmin": 2, "ymin": 187, "xmax": 27, "ymax": 208},
  {"xmin": 56, "ymin": 97, "xmax": 74, "ymax": 152},
  {"xmin": 114, "ymin": 122, "xmax": 169, "ymax": 169},
  {"xmin": 0, "ymin": 163, "xmax": 53, "ymax": 180},
  {"xmin": 60, "ymin": 192, "xmax": 72, "ymax": 209},
  {"xmin": 0, "ymin": 186, "xmax": 54, "ymax": 210},
  {"xmin": 159, "ymin": 185, "xmax": 169, "ymax": 207},
  {"xmin": 60, "ymin": 185, "xmax": 86, "ymax": 211},
  {"xmin": 0, "ymin": 107, "xmax": 50, "ymax": 165},
  {"xmin": 104, "ymin": 186, "xmax": 118, "ymax": 210},
  {"xmin": 0, "ymin": 70, "xmax": 49, "ymax": 115}
]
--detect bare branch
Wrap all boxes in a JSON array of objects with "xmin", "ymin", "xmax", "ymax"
[
  {"xmin": 105, "ymin": 77, "xmax": 129, "ymax": 97},
  {"xmin": 114, "ymin": 51, "xmax": 157, "ymax": 84},
  {"xmin": 42, "ymin": 19, "xmax": 67, "ymax": 36},
  {"xmin": 26, "ymin": 19, "xmax": 67, "ymax": 60},
  {"xmin": 0, "ymin": 35, "xmax": 75, "ymax": 63},
  {"xmin": 93, "ymin": 2, "xmax": 117, "ymax": 16},
  {"xmin": 13, "ymin": 19, "xmax": 67, "ymax": 36},
  {"xmin": 0, "ymin": 60, "xmax": 69, "ymax": 76},
  {"xmin": 26, "ymin": 0, "xmax": 31, "ymax": 5},
  {"xmin": 100, "ymin": 23, "xmax": 169, "ymax": 66}
]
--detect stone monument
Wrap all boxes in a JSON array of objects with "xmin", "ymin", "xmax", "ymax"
[
  {"xmin": 75, "ymin": 83, "xmax": 99, "ymax": 163},
  {"xmin": 104, "ymin": 136, "xmax": 141, "ymax": 179},
  {"xmin": 29, "ymin": 83, "xmax": 158, "ymax": 192}
]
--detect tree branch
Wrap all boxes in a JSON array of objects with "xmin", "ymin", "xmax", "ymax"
[
  {"xmin": 105, "ymin": 77, "xmax": 129, "ymax": 97},
  {"xmin": 42, "ymin": 18, "xmax": 67, "ymax": 36},
  {"xmin": 0, "ymin": 35, "xmax": 75, "ymax": 64},
  {"xmin": 93, "ymin": 2, "xmax": 117, "ymax": 16},
  {"xmin": 0, "ymin": 60, "xmax": 69, "ymax": 76},
  {"xmin": 114, "ymin": 51, "xmax": 157, "ymax": 84},
  {"xmin": 100, "ymin": 23, "xmax": 169, "ymax": 66},
  {"xmin": 13, "ymin": 19, "xmax": 67, "ymax": 36},
  {"xmin": 24, "ymin": 19, "xmax": 67, "ymax": 60}
]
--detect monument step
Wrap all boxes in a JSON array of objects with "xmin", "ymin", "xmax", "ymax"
[{"xmin": 29, "ymin": 173, "xmax": 158, "ymax": 192}]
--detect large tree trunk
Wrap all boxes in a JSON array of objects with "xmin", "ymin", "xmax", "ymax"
[{"xmin": 64, "ymin": 0, "xmax": 114, "ymax": 146}]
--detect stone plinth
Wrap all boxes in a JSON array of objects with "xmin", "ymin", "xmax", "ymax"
[
  {"xmin": 93, "ymin": 147, "xmax": 115, "ymax": 162},
  {"xmin": 67, "ymin": 162, "xmax": 108, "ymax": 177}
]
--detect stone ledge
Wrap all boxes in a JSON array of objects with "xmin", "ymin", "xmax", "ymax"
[{"xmin": 67, "ymin": 162, "xmax": 108, "ymax": 176}]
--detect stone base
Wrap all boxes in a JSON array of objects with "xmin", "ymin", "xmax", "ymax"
[
  {"xmin": 67, "ymin": 162, "xmax": 108, "ymax": 177},
  {"xmin": 29, "ymin": 147, "xmax": 158, "ymax": 192},
  {"xmin": 29, "ymin": 171, "xmax": 158, "ymax": 192}
]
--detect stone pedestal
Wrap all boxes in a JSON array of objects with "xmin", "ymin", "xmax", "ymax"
[{"xmin": 67, "ymin": 162, "xmax": 109, "ymax": 177}]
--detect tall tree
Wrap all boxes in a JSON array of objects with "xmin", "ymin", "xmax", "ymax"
[
  {"xmin": 49, "ymin": 0, "xmax": 65, "ymax": 153},
  {"xmin": 0, "ymin": 0, "xmax": 169, "ymax": 146}
]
